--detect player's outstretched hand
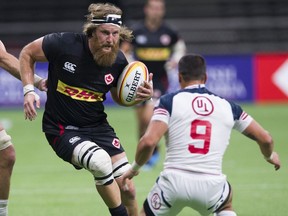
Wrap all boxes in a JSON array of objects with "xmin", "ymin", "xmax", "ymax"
[{"xmin": 23, "ymin": 92, "xmax": 40, "ymax": 121}]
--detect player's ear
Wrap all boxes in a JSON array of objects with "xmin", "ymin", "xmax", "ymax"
[
  {"xmin": 203, "ymin": 73, "xmax": 208, "ymax": 83},
  {"xmin": 178, "ymin": 73, "xmax": 182, "ymax": 84}
]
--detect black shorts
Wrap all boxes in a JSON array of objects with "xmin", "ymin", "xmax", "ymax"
[{"xmin": 45, "ymin": 122, "xmax": 125, "ymax": 168}]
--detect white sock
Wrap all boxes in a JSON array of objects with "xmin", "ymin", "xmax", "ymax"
[
  {"xmin": 215, "ymin": 210, "xmax": 237, "ymax": 216},
  {"xmin": 0, "ymin": 200, "xmax": 8, "ymax": 216}
]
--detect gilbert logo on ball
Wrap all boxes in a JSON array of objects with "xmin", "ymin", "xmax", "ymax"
[{"xmin": 117, "ymin": 61, "xmax": 149, "ymax": 106}]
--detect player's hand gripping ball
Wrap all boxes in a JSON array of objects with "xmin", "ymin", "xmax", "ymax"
[{"xmin": 117, "ymin": 61, "xmax": 149, "ymax": 106}]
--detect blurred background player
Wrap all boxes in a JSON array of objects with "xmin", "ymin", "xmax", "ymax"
[
  {"xmin": 121, "ymin": 53, "xmax": 281, "ymax": 216},
  {"xmin": 19, "ymin": 3, "xmax": 153, "ymax": 216},
  {"xmin": 121, "ymin": 0, "xmax": 186, "ymax": 170},
  {"xmin": 0, "ymin": 40, "xmax": 46, "ymax": 216}
]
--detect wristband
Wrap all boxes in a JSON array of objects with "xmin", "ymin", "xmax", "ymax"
[
  {"xmin": 131, "ymin": 161, "xmax": 141, "ymax": 172},
  {"xmin": 264, "ymin": 152, "xmax": 274, "ymax": 161},
  {"xmin": 23, "ymin": 84, "xmax": 35, "ymax": 96}
]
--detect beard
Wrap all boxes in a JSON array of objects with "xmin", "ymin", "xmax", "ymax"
[{"xmin": 91, "ymin": 40, "xmax": 119, "ymax": 67}]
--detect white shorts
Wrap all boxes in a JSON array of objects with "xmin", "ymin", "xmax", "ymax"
[{"xmin": 144, "ymin": 169, "xmax": 230, "ymax": 216}]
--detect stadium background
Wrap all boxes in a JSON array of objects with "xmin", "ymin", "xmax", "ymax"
[
  {"xmin": 0, "ymin": 1, "xmax": 287, "ymax": 215},
  {"xmin": 0, "ymin": 0, "xmax": 288, "ymax": 106}
]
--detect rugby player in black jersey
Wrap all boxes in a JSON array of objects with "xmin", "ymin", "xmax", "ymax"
[{"xmin": 19, "ymin": 3, "xmax": 153, "ymax": 216}]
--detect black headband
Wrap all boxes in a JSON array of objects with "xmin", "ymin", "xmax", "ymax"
[{"xmin": 91, "ymin": 14, "xmax": 122, "ymax": 27}]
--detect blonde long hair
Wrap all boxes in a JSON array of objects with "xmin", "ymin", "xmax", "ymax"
[{"xmin": 83, "ymin": 3, "xmax": 133, "ymax": 42}]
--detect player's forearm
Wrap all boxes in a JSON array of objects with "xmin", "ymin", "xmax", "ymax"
[
  {"xmin": 135, "ymin": 136, "xmax": 157, "ymax": 166},
  {"xmin": 19, "ymin": 48, "xmax": 36, "ymax": 86},
  {"xmin": 257, "ymin": 134, "xmax": 274, "ymax": 160},
  {"xmin": 254, "ymin": 128, "xmax": 274, "ymax": 159},
  {"xmin": 132, "ymin": 121, "xmax": 166, "ymax": 171},
  {"xmin": 0, "ymin": 52, "xmax": 21, "ymax": 80},
  {"xmin": 243, "ymin": 120, "xmax": 274, "ymax": 159},
  {"xmin": 135, "ymin": 146, "xmax": 154, "ymax": 166},
  {"xmin": 258, "ymin": 135, "xmax": 280, "ymax": 170},
  {"xmin": 0, "ymin": 40, "xmax": 20, "ymax": 79},
  {"xmin": 1, "ymin": 54, "xmax": 45, "ymax": 89}
]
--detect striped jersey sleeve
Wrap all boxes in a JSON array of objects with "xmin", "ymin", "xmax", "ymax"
[
  {"xmin": 151, "ymin": 93, "xmax": 174, "ymax": 125},
  {"xmin": 229, "ymin": 101, "xmax": 253, "ymax": 132}
]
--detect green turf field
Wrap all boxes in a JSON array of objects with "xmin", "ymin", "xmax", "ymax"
[{"xmin": 0, "ymin": 104, "xmax": 287, "ymax": 216}]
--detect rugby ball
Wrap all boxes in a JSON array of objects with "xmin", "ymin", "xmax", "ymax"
[{"xmin": 117, "ymin": 61, "xmax": 149, "ymax": 106}]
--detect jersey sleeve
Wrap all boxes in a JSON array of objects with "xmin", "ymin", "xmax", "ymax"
[
  {"xmin": 42, "ymin": 33, "xmax": 64, "ymax": 62},
  {"xmin": 151, "ymin": 94, "xmax": 173, "ymax": 125},
  {"xmin": 229, "ymin": 101, "xmax": 253, "ymax": 132}
]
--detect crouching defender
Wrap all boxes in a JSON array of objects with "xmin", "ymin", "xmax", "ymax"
[
  {"xmin": 121, "ymin": 54, "xmax": 281, "ymax": 216},
  {"xmin": 19, "ymin": 3, "xmax": 153, "ymax": 216}
]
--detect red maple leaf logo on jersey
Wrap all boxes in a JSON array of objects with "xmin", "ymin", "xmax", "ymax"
[
  {"xmin": 105, "ymin": 74, "xmax": 114, "ymax": 85},
  {"xmin": 112, "ymin": 138, "xmax": 120, "ymax": 148}
]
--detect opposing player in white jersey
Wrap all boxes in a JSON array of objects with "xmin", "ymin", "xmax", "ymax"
[{"xmin": 121, "ymin": 53, "xmax": 281, "ymax": 216}]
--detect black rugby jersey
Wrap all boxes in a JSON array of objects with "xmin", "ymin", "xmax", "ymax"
[
  {"xmin": 42, "ymin": 32, "xmax": 128, "ymax": 134},
  {"xmin": 131, "ymin": 22, "xmax": 179, "ymax": 94}
]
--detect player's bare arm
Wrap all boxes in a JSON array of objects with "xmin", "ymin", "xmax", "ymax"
[
  {"xmin": 20, "ymin": 37, "xmax": 47, "ymax": 85},
  {"xmin": 121, "ymin": 120, "xmax": 167, "ymax": 190},
  {"xmin": 20, "ymin": 37, "xmax": 48, "ymax": 121},
  {"xmin": 135, "ymin": 119, "xmax": 166, "ymax": 166},
  {"xmin": 242, "ymin": 119, "xmax": 281, "ymax": 170},
  {"xmin": 0, "ymin": 40, "xmax": 21, "ymax": 80},
  {"xmin": 0, "ymin": 40, "xmax": 47, "ymax": 91}
]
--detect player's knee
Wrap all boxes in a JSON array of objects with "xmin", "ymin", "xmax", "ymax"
[
  {"xmin": 0, "ymin": 130, "xmax": 13, "ymax": 151},
  {"xmin": 0, "ymin": 130, "xmax": 15, "ymax": 169},
  {"xmin": 76, "ymin": 141, "xmax": 114, "ymax": 185},
  {"xmin": 89, "ymin": 150, "xmax": 114, "ymax": 185}
]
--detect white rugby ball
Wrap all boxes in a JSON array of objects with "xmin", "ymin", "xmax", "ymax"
[{"xmin": 117, "ymin": 61, "xmax": 149, "ymax": 106}]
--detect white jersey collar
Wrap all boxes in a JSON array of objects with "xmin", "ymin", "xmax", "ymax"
[{"xmin": 185, "ymin": 84, "xmax": 206, "ymax": 89}]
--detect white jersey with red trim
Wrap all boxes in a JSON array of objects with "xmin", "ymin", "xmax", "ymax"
[{"xmin": 152, "ymin": 84, "xmax": 253, "ymax": 175}]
